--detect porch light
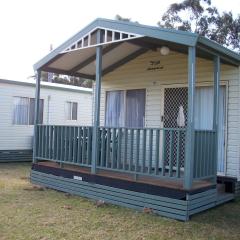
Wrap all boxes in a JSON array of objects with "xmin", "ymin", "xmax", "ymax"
[{"xmin": 159, "ymin": 46, "xmax": 170, "ymax": 56}]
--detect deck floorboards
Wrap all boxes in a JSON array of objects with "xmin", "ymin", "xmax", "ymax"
[{"xmin": 36, "ymin": 161, "xmax": 214, "ymax": 191}]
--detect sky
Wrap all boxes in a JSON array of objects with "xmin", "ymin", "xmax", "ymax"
[{"xmin": 0, "ymin": 0, "xmax": 239, "ymax": 80}]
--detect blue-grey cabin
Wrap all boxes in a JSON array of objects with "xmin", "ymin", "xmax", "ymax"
[{"xmin": 31, "ymin": 18, "xmax": 240, "ymax": 221}]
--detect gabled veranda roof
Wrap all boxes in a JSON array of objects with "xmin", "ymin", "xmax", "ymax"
[{"xmin": 34, "ymin": 18, "xmax": 240, "ymax": 80}]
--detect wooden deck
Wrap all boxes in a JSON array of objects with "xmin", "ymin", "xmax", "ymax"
[
  {"xmin": 35, "ymin": 161, "xmax": 214, "ymax": 195},
  {"xmin": 31, "ymin": 161, "xmax": 235, "ymax": 221}
]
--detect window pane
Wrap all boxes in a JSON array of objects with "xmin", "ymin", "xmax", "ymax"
[
  {"xmin": 72, "ymin": 102, "xmax": 78, "ymax": 120},
  {"xmin": 39, "ymin": 99, "xmax": 44, "ymax": 124},
  {"xmin": 29, "ymin": 98, "xmax": 35, "ymax": 125},
  {"xmin": 66, "ymin": 102, "xmax": 72, "ymax": 120},
  {"xmin": 126, "ymin": 89, "xmax": 145, "ymax": 128},
  {"xmin": 105, "ymin": 91, "xmax": 124, "ymax": 127},
  {"xmin": 13, "ymin": 97, "xmax": 29, "ymax": 125},
  {"xmin": 29, "ymin": 98, "xmax": 44, "ymax": 125}
]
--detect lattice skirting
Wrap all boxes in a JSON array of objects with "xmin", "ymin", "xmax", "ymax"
[
  {"xmin": 0, "ymin": 150, "xmax": 32, "ymax": 163},
  {"xmin": 30, "ymin": 170, "xmax": 234, "ymax": 221}
]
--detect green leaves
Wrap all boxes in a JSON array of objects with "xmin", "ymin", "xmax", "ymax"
[{"xmin": 158, "ymin": 0, "xmax": 240, "ymax": 53}]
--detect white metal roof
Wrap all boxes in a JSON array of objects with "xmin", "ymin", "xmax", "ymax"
[{"xmin": 0, "ymin": 78, "xmax": 92, "ymax": 94}]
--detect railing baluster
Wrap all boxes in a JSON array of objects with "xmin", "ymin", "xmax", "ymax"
[
  {"xmin": 169, "ymin": 130, "xmax": 173, "ymax": 177},
  {"xmin": 60, "ymin": 126, "xmax": 63, "ymax": 162},
  {"xmin": 57, "ymin": 126, "xmax": 60, "ymax": 160},
  {"xmin": 87, "ymin": 127, "xmax": 92, "ymax": 165},
  {"xmin": 72, "ymin": 127, "xmax": 76, "ymax": 163},
  {"xmin": 129, "ymin": 129, "xmax": 134, "ymax": 171},
  {"xmin": 142, "ymin": 129, "xmax": 146, "ymax": 173},
  {"xmin": 48, "ymin": 126, "xmax": 53, "ymax": 159},
  {"xmin": 162, "ymin": 129, "xmax": 166, "ymax": 176},
  {"xmin": 45, "ymin": 126, "xmax": 48, "ymax": 159},
  {"xmin": 37, "ymin": 125, "xmax": 41, "ymax": 157},
  {"xmin": 117, "ymin": 128, "xmax": 122, "ymax": 169},
  {"xmin": 135, "ymin": 129, "xmax": 140, "ymax": 173},
  {"xmin": 106, "ymin": 128, "xmax": 111, "ymax": 168},
  {"xmin": 100, "ymin": 128, "xmax": 106, "ymax": 167},
  {"xmin": 123, "ymin": 128, "xmax": 128, "ymax": 170},
  {"xmin": 176, "ymin": 130, "xmax": 181, "ymax": 178},
  {"xmin": 155, "ymin": 129, "xmax": 160, "ymax": 175},
  {"xmin": 148, "ymin": 129, "xmax": 153, "ymax": 174},
  {"xmin": 112, "ymin": 128, "xmax": 117, "ymax": 169},
  {"xmin": 77, "ymin": 127, "xmax": 82, "ymax": 164},
  {"xmin": 64, "ymin": 126, "xmax": 68, "ymax": 162},
  {"xmin": 82, "ymin": 127, "xmax": 86, "ymax": 164},
  {"xmin": 69, "ymin": 127, "xmax": 72, "ymax": 162}
]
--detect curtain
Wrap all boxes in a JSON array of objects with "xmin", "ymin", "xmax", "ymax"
[
  {"xmin": 105, "ymin": 91, "xmax": 124, "ymax": 127},
  {"xmin": 126, "ymin": 89, "xmax": 146, "ymax": 128},
  {"xmin": 13, "ymin": 97, "xmax": 29, "ymax": 125},
  {"xmin": 194, "ymin": 86, "xmax": 226, "ymax": 173},
  {"xmin": 72, "ymin": 102, "xmax": 78, "ymax": 120},
  {"xmin": 66, "ymin": 102, "xmax": 72, "ymax": 120}
]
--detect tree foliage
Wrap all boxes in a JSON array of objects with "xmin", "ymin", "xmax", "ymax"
[
  {"xmin": 158, "ymin": 0, "xmax": 240, "ymax": 52},
  {"xmin": 41, "ymin": 72, "xmax": 92, "ymax": 88}
]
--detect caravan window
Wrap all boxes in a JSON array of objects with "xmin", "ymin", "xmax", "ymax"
[
  {"xmin": 66, "ymin": 101, "xmax": 78, "ymax": 120},
  {"xmin": 13, "ymin": 97, "xmax": 44, "ymax": 125}
]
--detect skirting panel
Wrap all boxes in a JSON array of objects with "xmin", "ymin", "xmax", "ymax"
[
  {"xmin": 30, "ymin": 170, "xmax": 232, "ymax": 221},
  {"xmin": 235, "ymin": 181, "xmax": 240, "ymax": 196},
  {"xmin": 31, "ymin": 170, "xmax": 189, "ymax": 221},
  {"xmin": 0, "ymin": 150, "xmax": 32, "ymax": 163}
]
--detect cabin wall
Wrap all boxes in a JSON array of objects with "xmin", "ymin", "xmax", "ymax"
[
  {"xmin": 94, "ymin": 50, "xmax": 240, "ymax": 179},
  {"xmin": 0, "ymin": 82, "xmax": 92, "ymax": 151}
]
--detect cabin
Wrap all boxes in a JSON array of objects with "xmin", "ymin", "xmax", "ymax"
[
  {"xmin": 0, "ymin": 78, "xmax": 92, "ymax": 162},
  {"xmin": 30, "ymin": 18, "xmax": 240, "ymax": 221}
]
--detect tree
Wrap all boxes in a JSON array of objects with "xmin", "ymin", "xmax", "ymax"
[
  {"xmin": 158, "ymin": 0, "xmax": 240, "ymax": 52},
  {"xmin": 115, "ymin": 14, "xmax": 139, "ymax": 24},
  {"xmin": 41, "ymin": 72, "xmax": 93, "ymax": 88}
]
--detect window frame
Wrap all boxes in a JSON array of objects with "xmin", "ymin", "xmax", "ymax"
[
  {"xmin": 105, "ymin": 88, "xmax": 146, "ymax": 128},
  {"xmin": 66, "ymin": 101, "xmax": 78, "ymax": 121},
  {"xmin": 13, "ymin": 96, "xmax": 44, "ymax": 125}
]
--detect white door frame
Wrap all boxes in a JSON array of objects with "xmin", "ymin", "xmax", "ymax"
[{"xmin": 160, "ymin": 81, "xmax": 228, "ymax": 176}]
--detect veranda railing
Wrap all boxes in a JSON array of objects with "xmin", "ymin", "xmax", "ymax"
[{"xmin": 35, "ymin": 125, "xmax": 216, "ymax": 180}]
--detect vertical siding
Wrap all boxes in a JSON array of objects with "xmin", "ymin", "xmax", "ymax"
[
  {"xmin": 0, "ymin": 82, "xmax": 92, "ymax": 150},
  {"xmin": 93, "ymin": 50, "xmax": 240, "ymax": 179}
]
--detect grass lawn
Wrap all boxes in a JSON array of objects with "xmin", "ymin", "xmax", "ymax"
[{"xmin": 0, "ymin": 163, "xmax": 240, "ymax": 240}]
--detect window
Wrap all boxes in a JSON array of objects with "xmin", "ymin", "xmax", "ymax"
[
  {"xmin": 66, "ymin": 101, "xmax": 78, "ymax": 120},
  {"xmin": 105, "ymin": 89, "xmax": 145, "ymax": 128},
  {"xmin": 13, "ymin": 97, "xmax": 44, "ymax": 125}
]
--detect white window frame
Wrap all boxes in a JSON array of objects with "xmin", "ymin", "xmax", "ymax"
[
  {"xmin": 66, "ymin": 101, "xmax": 78, "ymax": 121},
  {"xmin": 13, "ymin": 96, "xmax": 44, "ymax": 125},
  {"xmin": 105, "ymin": 89, "xmax": 146, "ymax": 128},
  {"xmin": 161, "ymin": 81, "xmax": 228, "ymax": 176}
]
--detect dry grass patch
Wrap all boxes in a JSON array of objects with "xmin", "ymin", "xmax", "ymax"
[{"xmin": 0, "ymin": 163, "xmax": 240, "ymax": 240}]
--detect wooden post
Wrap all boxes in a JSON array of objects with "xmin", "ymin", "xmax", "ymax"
[
  {"xmin": 184, "ymin": 46, "xmax": 196, "ymax": 190},
  {"xmin": 213, "ymin": 56, "xmax": 220, "ymax": 181},
  {"xmin": 33, "ymin": 70, "xmax": 41, "ymax": 163},
  {"xmin": 91, "ymin": 30, "xmax": 102, "ymax": 174}
]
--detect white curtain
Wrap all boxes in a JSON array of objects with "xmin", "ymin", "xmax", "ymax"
[
  {"xmin": 66, "ymin": 102, "xmax": 72, "ymax": 120},
  {"xmin": 105, "ymin": 91, "xmax": 124, "ymax": 127},
  {"xmin": 13, "ymin": 97, "xmax": 29, "ymax": 125},
  {"xmin": 126, "ymin": 89, "xmax": 146, "ymax": 128},
  {"xmin": 194, "ymin": 86, "xmax": 226, "ymax": 173}
]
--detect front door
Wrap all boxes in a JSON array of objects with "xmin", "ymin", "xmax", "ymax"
[
  {"xmin": 163, "ymin": 86, "xmax": 226, "ymax": 174},
  {"xmin": 163, "ymin": 87, "xmax": 188, "ymax": 169}
]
